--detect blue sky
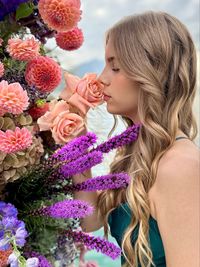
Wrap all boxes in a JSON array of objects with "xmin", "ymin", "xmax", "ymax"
[{"xmin": 46, "ymin": 0, "xmax": 199, "ymax": 71}]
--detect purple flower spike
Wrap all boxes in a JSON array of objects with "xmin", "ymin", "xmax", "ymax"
[
  {"xmin": 65, "ymin": 230, "xmax": 122, "ymax": 260},
  {"xmin": 64, "ymin": 172, "xmax": 131, "ymax": 192},
  {"xmin": 95, "ymin": 123, "xmax": 141, "ymax": 153},
  {"xmin": 52, "ymin": 132, "xmax": 97, "ymax": 162},
  {"xmin": 59, "ymin": 151, "xmax": 103, "ymax": 178},
  {"xmin": 33, "ymin": 199, "xmax": 94, "ymax": 219}
]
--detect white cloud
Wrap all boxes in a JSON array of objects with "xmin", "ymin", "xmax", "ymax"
[{"xmin": 46, "ymin": 0, "xmax": 199, "ymax": 70}]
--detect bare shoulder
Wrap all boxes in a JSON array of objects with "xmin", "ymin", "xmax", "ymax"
[
  {"xmin": 152, "ymin": 140, "xmax": 200, "ymax": 267},
  {"xmin": 155, "ymin": 140, "xmax": 199, "ymax": 189}
]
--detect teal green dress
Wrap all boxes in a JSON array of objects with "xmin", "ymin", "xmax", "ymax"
[
  {"xmin": 107, "ymin": 137, "xmax": 189, "ymax": 266},
  {"xmin": 108, "ymin": 202, "xmax": 166, "ymax": 266}
]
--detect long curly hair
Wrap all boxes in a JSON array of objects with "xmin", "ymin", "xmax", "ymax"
[{"xmin": 96, "ymin": 11, "xmax": 198, "ymax": 267}]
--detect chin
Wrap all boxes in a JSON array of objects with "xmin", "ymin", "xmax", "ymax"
[{"xmin": 106, "ymin": 105, "xmax": 122, "ymax": 116}]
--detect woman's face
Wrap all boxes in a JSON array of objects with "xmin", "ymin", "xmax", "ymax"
[{"xmin": 98, "ymin": 38, "xmax": 140, "ymax": 123}]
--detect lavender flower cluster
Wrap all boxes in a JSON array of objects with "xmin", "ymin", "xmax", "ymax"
[
  {"xmin": 49, "ymin": 123, "xmax": 141, "ymax": 180},
  {"xmin": 65, "ymin": 230, "xmax": 122, "ymax": 260},
  {"xmin": 33, "ymin": 199, "xmax": 94, "ymax": 219},
  {"xmin": 0, "ymin": 201, "xmax": 39, "ymax": 267},
  {"xmin": 0, "ymin": 201, "xmax": 28, "ymax": 250},
  {"xmin": 95, "ymin": 123, "xmax": 141, "ymax": 153},
  {"xmin": 51, "ymin": 132, "xmax": 97, "ymax": 162},
  {"xmin": 59, "ymin": 150, "xmax": 103, "ymax": 178},
  {"xmin": 64, "ymin": 172, "xmax": 131, "ymax": 192}
]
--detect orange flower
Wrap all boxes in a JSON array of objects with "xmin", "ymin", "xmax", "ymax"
[
  {"xmin": 38, "ymin": 0, "xmax": 82, "ymax": 32},
  {"xmin": 55, "ymin": 27, "xmax": 84, "ymax": 51},
  {"xmin": 25, "ymin": 56, "xmax": 62, "ymax": 93},
  {"xmin": 0, "ymin": 248, "xmax": 12, "ymax": 267},
  {"xmin": 6, "ymin": 37, "xmax": 41, "ymax": 61}
]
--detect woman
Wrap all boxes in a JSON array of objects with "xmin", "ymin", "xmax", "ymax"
[{"xmin": 73, "ymin": 11, "xmax": 199, "ymax": 267}]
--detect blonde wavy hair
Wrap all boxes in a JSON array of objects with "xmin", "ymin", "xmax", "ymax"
[{"xmin": 96, "ymin": 11, "xmax": 198, "ymax": 267}]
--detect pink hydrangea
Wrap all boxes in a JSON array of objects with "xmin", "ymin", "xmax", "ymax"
[
  {"xmin": 38, "ymin": 0, "xmax": 82, "ymax": 32},
  {"xmin": 25, "ymin": 56, "xmax": 62, "ymax": 93},
  {"xmin": 0, "ymin": 80, "xmax": 29, "ymax": 116},
  {"xmin": 0, "ymin": 61, "xmax": 4, "ymax": 78},
  {"xmin": 6, "ymin": 37, "xmax": 41, "ymax": 61},
  {"xmin": 55, "ymin": 27, "xmax": 84, "ymax": 51},
  {"xmin": 0, "ymin": 127, "xmax": 33, "ymax": 154}
]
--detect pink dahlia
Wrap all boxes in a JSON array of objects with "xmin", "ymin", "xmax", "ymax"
[
  {"xmin": 55, "ymin": 27, "xmax": 84, "ymax": 51},
  {"xmin": 0, "ymin": 127, "xmax": 32, "ymax": 154},
  {"xmin": 0, "ymin": 61, "xmax": 4, "ymax": 78},
  {"xmin": 0, "ymin": 80, "xmax": 29, "ymax": 115},
  {"xmin": 6, "ymin": 37, "xmax": 41, "ymax": 61},
  {"xmin": 38, "ymin": 0, "xmax": 82, "ymax": 32},
  {"xmin": 25, "ymin": 56, "xmax": 62, "ymax": 93}
]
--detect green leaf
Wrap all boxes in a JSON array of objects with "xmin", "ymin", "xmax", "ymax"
[{"xmin": 15, "ymin": 3, "xmax": 34, "ymax": 20}]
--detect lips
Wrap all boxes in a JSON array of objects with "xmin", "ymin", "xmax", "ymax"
[{"xmin": 103, "ymin": 93, "xmax": 111, "ymax": 101}]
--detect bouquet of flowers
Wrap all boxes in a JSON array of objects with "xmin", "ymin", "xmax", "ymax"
[{"xmin": 0, "ymin": 0, "xmax": 142, "ymax": 266}]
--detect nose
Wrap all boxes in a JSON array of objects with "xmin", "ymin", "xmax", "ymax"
[{"xmin": 98, "ymin": 67, "xmax": 110, "ymax": 87}]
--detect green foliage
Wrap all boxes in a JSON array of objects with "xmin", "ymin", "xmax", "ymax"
[{"xmin": 15, "ymin": 2, "xmax": 35, "ymax": 21}]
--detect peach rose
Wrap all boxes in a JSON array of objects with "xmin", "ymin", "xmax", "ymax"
[
  {"xmin": 51, "ymin": 111, "xmax": 84, "ymax": 144},
  {"xmin": 37, "ymin": 99, "xmax": 68, "ymax": 131},
  {"xmin": 59, "ymin": 72, "xmax": 104, "ymax": 115},
  {"xmin": 37, "ymin": 99, "xmax": 84, "ymax": 144}
]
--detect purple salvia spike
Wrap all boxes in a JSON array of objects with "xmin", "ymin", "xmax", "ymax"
[
  {"xmin": 51, "ymin": 132, "xmax": 97, "ymax": 162},
  {"xmin": 65, "ymin": 230, "xmax": 122, "ymax": 260},
  {"xmin": 94, "ymin": 123, "xmax": 141, "ymax": 153},
  {"xmin": 59, "ymin": 150, "xmax": 103, "ymax": 178},
  {"xmin": 32, "ymin": 199, "xmax": 94, "ymax": 219},
  {"xmin": 63, "ymin": 172, "xmax": 131, "ymax": 192}
]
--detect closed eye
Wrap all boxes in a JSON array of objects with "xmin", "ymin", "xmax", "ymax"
[{"xmin": 112, "ymin": 68, "xmax": 120, "ymax": 72}]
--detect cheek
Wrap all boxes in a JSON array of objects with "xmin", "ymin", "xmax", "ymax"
[{"xmin": 115, "ymin": 78, "xmax": 139, "ymax": 104}]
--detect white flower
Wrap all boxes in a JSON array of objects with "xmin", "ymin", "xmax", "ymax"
[
  {"xmin": 26, "ymin": 257, "xmax": 39, "ymax": 267},
  {"xmin": 7, "ymin": 252, "xmax": 19, "ymax": 267}
]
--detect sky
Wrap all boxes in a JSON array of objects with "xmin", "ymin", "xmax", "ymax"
[{"xmin": 46, "ymin": 0, "xmax": 200, "ymax": 71}]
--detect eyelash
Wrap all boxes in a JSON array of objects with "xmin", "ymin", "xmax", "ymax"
[{"xmin": 112, "ymin": 68, "xmax": 120, "ymax": 72}]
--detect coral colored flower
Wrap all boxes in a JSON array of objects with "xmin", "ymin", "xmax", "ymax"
[
  {"xmin": 55, "ymin": 27, "xmax": 84, "ymax": 51},
  {"xmin": 0, "ymin": 248, "xmax": 12, "ymax": 267},
  {"xmin": 38, "ymin": 0, "xmax": 82, "ymax": 32},
  {"xmin": 0, "ymin": 61, "xmax": 4, "ymax": 78},
  {"xmin": 60, "ymin": 72, "xmax": 104, "ymax": 115},
  {"xmin": 25, "ymin": 56, "xmax": 62, "ymax": 93},
  {"xmin": 37, "ymin": 99, "xmax": 84, "ymax": 144},
  {"xmin": 6, "ymin": 37, "xmax": 41, "ymax": 61},
  {"xmin": 0, "ymin": 80, "xmax": 29, "ymax": 115},
  {"xmin": 0, "ymin": 127, "xmax": 32, "ymax": 154}
]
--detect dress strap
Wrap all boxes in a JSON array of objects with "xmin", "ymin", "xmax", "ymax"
[{"xmin": 175, "ymin": 136, "xmax": 189, "ymax": 141}]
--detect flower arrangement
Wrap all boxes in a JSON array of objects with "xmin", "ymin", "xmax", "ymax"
[{"xmin": 0, "ymin": 0, "xmax": 142, "ymax": 266}]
